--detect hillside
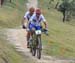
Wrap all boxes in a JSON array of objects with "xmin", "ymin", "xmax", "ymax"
[
  {"xmin": 0, "ymin": 0, "xmax": 34, "ymax": 63},
  {"xmin": 0, "ymin": 0, "xmax": 26, "ymax": 28},
  {"xmin": 39, "ymin": 0, "xmax": 75, "ymax": 58}
]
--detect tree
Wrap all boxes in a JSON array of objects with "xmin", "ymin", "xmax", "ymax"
[
  {"xmin": 9, "ymin": 0, "xmax": 11, "ymax": 3},
  {"xmin": 0, "ymin": 0, "xmax": 4, "ymax": 7},
  {"xmin": 55, "ymin": 1, "xmax": 59, "ymax": 9},
  {"xmin": 48, "ymin": 0, "xmax": 54, "ymax": 9},
  {"xmin": 58, "ymin": 0, "xmax": 71, "ymax": 22},
  {"xmin": 70, "ymin": 0, "xmax": 75, "ymax": 17}
]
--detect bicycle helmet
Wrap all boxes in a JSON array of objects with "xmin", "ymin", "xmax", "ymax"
[{"xmin": 36, "ymin": 8, "xmax": 41, "ymax": 15}]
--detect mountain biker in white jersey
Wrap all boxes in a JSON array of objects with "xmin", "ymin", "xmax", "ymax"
[
  {"xmin": 29, "ymin": 8, "xmax": 48, "ymax": 37},
  {"xmin": 22, "ymin": 7, "xmax": 35, "ymax": 48}
]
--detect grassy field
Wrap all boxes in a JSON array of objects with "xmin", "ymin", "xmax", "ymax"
[
  {"xmin": 38, "ymin": 0, "xmax": 75, "ymax": 58},
  {"xmin": 0, "ymin": 0, "xmax": 27, "ymax": 28},
  {"xmin": 0, "ymin": 0, "xmax": 35, "ymax": 63}
]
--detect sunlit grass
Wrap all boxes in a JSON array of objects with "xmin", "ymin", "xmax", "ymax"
[
  {"xmin": 0, "ymin": 0, "xmax": 26, "ymax": 28},
  {"xmin": 39, "ymin": 0, "xmax": 75, "ymax": 58}
]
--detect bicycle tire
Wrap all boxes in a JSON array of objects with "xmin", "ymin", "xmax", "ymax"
[
  {"xmin": 32, "ymin": 47, "xmax": 36, "ymax": 56},
  {"xmin": 31, "ymin": 33, "xmax": 36, "ymax": 56},
  {"xmin": 37, "ymin": 35, "xmax": 42, "ymax": 59}
]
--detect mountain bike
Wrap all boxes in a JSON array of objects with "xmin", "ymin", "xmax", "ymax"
[{"xmin": 29, "ymin": 28, "xmax": 48, "ymax": 59}]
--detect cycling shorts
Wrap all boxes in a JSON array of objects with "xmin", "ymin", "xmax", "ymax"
[{"xmin": 29, "ymin": 23, "xmax": 41, "ymax": 31}]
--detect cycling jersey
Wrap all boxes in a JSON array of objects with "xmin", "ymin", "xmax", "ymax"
[
  {"xmin": 24, "ymin": 11, "xmax": 33, "ymax": 21},
  {"xmin": 29, "ymin": 14, "xmax": 46, "ymax": 26},
  {"xmin": 28, "ymin": 14, "xmax": 46, "ymax": 31}
]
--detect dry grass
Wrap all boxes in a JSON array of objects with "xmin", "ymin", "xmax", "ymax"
[{"xmin": 39, "ymin": 0, "xmax": 75, "ymax": 58}]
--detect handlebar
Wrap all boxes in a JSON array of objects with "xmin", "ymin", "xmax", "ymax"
[{"xmin": 41, "ymin": 29, "xmax": 49, "ymax": 36}]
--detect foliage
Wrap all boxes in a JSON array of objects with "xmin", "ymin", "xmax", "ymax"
[{"xmin": 58, "ymin": 0, "xmax": 75, "ymax": 20}]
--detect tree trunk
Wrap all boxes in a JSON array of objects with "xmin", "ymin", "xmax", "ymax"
[
  {"xmin": 0, "ymin": 0, "xmax": 4, "ymax": 7},
  {"xmin": 10, "ymin": 0, "xmax": 11, "ymax": 3},
  {"xmin": 55, "ymin": 2, "xmax": 59, "ymax": 9},
  {"xmin": 62, "ymin": 11, "xmax": 66, "ymax": 22}
]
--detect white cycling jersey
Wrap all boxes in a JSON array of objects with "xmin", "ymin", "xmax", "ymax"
[
  {"xmin": 24, "ymin": 11, "xmax": 34, "ymax": 21},
  {"xmin": 29, "ymin": 14, "xmax": 46, "ymax": 26}
]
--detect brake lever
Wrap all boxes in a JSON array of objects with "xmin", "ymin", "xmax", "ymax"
[
  {"xmin": 45, "ymin": 31, "xmax": 49, "ymax": 36},
  {"xmin": 42, "ymin": 29, "xmax": 49, "ymax": 36}
]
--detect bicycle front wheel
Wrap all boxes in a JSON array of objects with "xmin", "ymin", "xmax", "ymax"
[{"xmin": 37, "ymin": 35, "xmax": 42, "ymax": 59}]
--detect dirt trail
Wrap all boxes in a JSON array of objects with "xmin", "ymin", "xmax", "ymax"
[
  {"xmin": 6, "ymin": 0, "xmax": 75, "ymax": 63},
  {"xmin": 6, "ymin": 29, "xmax": 75, "ymax": 63},
  {"xmin": 26, "ymin": 0, "xmax": 38, "ymax": 9}
]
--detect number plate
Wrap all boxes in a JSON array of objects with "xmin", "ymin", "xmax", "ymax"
[{"xmin": 35, "ymin": 30, "xmax": 41, "ymax": 35}]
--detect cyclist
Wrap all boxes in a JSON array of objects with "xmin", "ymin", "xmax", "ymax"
[
  {"xmin": 29, "ymin": 8, "xmax": 48, "ymax": 37},
  {"xmin": 22, "ymin": 7, "xmax": 35, "ymax": 48}
]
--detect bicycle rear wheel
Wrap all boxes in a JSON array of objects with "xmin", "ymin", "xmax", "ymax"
[
  {"xmin": 31, "ymin": 33, "xmax": 37, "ymax": 56},
  {"xmin": 32, "ymin": 47, "xmax": 36, "ymax": 56}
]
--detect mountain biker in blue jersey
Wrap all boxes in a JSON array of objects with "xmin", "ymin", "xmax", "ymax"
[
  {"xmin": 22, "ymin": 7, "xmax": 35, "ymax": 48},
  {"xmin": 29, "ymin": 8, "xmax": 48, "ymax": 37}
]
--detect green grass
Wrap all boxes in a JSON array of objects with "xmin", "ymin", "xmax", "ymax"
[
  {"xmin": 0, "ymin": 0, "xmax": 27, "ymax": 28},
  {"xmin": 39, "ymin": 0, "xmax": 75, "ymax": 58}
]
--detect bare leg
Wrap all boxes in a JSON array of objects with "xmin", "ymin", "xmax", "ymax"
[{"xmin": 27, "ymin": 31, "xmax": 30, "ymax": 48}]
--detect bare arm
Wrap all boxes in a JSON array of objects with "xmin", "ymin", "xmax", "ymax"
[
  {"xmin": 22, "ymin": 18, "xmax": 28, "ymax": 29},
  {"xmin": 43, "ymin": 21, "xmax": 49, "ymax": 35},
  {"xmin": 43, "ymin": 21, "xmax": 48, "ymax": 30},
  {"xmin": 22, "ymin": 18, "xmax": 25, "ymax": 25},
  {"xmin": 22, "ymin": 12, "xmax": 28, "ymax": 26}
]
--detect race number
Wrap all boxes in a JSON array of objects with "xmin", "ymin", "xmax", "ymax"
[{"xmin": 35, "ymin": 30, "xmax": 41, "ymax": 35}]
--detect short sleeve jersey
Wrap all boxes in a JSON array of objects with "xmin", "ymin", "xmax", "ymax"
[
  {"xmin": 24, "ymin": 11, "xmax": 32, "ymax": 21},
  {"xmin": 29, "ymin": 14, "xmax": 46, "ymax": 26}
]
